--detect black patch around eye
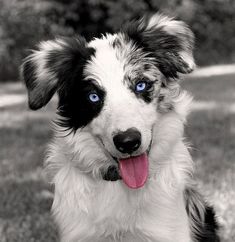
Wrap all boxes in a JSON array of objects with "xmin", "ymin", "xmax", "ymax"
[
  {"xmin": 41, "ymin": 37, "xmax": 107, "ymax": 131},
  {"xmin": 57, "ymin": 80, "xmax": 106, "ymax": 131}
]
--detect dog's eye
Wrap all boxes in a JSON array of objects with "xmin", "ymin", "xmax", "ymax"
[
  {"xmin": 88, "ymin": 93, "xmax": 100, "ymax": 103},
  {"xmin": 135, "ymin": 81, "xmax": 153, "ymax": 93},
  {"xmin": 135, "ymin": 81, "xmax": 147, "ymax": 92}
]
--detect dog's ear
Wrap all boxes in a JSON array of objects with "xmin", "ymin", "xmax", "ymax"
[
  {"xmin": 123, "ymin": 13, "xmax": 195, "ymax": 78},
  {"xmin": 21, "ymin": 37, "xmax": 95, "ymax": 110}
]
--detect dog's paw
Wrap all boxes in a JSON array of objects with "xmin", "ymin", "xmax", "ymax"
[{"xmin": 102, "ymin": 166, "xmax": 121, "ymax": 181}]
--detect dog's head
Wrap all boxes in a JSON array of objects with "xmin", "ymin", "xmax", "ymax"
[{"xmin": 22, "ymin": 13, "xmax": 194, "ymax": 189}]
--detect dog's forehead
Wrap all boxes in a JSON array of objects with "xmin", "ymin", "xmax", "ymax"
[
  {"xmin": 85, "ymin": 34, "xmax": 128, "ymax": 85},
  {"xmin": 85, "ymin": 34, "xmax": 160, "ymax": 87}
]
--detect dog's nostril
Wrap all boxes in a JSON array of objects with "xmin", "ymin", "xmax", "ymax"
[{"xmin": 113, "ymin": 128, "xmax": 141, "ymax": 154}]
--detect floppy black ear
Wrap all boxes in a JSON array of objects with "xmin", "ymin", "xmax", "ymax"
[
  {"xmin": 21, "ymin": 37, "xmax": 95, "ymax": 110},
  {"xmin": 123, "ymin": 13, "xmax": 195, "ymax": 78}
]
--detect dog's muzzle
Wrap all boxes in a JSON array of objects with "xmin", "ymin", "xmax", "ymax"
[
  {"xmin": 113, "ymin": 128, "xmax": 141, "ymax": 154},
  {"xmin": 102, "ymin": 131, "xmax": 153, "ymax": 183}
]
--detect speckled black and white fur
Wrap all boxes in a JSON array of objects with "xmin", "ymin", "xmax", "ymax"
[{"xmin": 22, "ymin": 13, "xmax": 220, "ymax": 242}]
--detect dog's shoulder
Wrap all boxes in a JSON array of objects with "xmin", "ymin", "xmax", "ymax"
[{"xmin": 185, "ymin": 186, "xmax": 220, "ymax": 242}]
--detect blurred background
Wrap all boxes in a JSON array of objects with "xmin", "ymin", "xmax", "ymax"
[{"xmin": 0, "ymin": 0, "xmax": 234, "ymax": 241}]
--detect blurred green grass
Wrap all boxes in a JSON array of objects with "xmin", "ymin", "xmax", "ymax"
[{"xmin": 0, "ymin": 74, "xmax": 234, "ymax": 241}]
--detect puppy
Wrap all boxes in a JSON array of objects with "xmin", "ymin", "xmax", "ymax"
[{"xmin": 22, "ymin": 13, "xmax": 220, "ymax": 242}]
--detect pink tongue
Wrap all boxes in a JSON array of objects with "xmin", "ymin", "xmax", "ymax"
[{"xmin": 119, "ymin": 153, "xmax": 149, "ymax": 189}]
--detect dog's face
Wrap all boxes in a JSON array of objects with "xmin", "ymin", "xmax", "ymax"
[
  {"xmin": 22, "ymin": 14, "xmax": 194, "ymax": 188},
  {"xmin": 85, "ymin": 35, "xmax": 161, "ymax": 160}
]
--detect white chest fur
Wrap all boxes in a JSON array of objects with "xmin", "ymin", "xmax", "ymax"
[{"xmin": 48, "ymin": 140, "xmax": 193, "ymax": 242}]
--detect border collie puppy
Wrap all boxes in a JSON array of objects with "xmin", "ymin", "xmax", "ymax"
[{"xmin": 22, "ymin": 13, "xmax": 220, "ymax": 242}]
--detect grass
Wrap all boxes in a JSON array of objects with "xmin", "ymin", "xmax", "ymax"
[
  {"xmin": 183, "ymin": 74, "xmax": 235, "ymax": 242},
  {"xmin": 0, "ymin": 74, "xmax": 234, "ymax": 241}
]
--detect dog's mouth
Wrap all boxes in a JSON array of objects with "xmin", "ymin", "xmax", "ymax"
[
  {"xmin": 119, "ymin": 153, "xmax": 149, "ymax": 189},
  {"xmin": 103, "ymin": 142, "xmax": 152, "ymax": 189}
]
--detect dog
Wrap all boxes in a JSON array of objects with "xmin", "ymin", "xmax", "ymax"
[{"xmin": 21, "ymin": 13, "xmax": 220, "ymax": 242}]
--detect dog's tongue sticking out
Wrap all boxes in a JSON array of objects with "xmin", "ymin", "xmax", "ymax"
[{"xmin": 119, "ymin": 153, "xmax": 148, "ymax": 189}]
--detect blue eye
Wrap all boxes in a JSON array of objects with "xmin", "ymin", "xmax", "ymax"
[
  {"xmin": 135, "ymin": 81, "xmax": 147, "ymax": 92},
  {"xmin": 88, "ymin": 93, "xmax": 100, "ymax": 103}
]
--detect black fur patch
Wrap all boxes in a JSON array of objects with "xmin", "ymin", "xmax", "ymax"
[
  {"xmin": 185, "ymin": 188, "xmax": 220, "ymax": 242},
  {"xmin": 23, "ymin": 36, "xmax": 107, "ymax": 130},
  {"xmin": 122, "ymin": 16, "xmax": 193, "ymax": 79},
  {"xmin": 57, "ymin": 79, "xmax": 106, "ymax": 131},
  {"xmin": 23, "ymin": 58, "xmax": 37, "ymax": 91},
  {"xmin": 46, "ymin": 37, "xmax": 94, "ymax": 80},
  {"xmin": 196, "ymin": 206, "xmax": 220, "ymax": 242},
  {"xmin": 44, "ymin": 37, "xmax": 106, "ymax": 130},
  {"xmin": 102, "ymin": 166, "xmax": 121, "ymax": 181}
]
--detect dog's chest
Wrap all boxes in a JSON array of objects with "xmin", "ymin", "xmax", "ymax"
[{"xmin": 53, "ymin": 174, "xmax": 192, "ymax": 242}]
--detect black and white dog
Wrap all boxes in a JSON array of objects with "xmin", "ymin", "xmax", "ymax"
[{"xmin": 22, "ymin": 13, "xmax": 220, "ymax": 242}]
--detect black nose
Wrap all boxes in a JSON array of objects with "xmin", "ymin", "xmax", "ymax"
[{"xmin": 113, "ymin": 128, "xmax": 141, "ymax": 154}]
